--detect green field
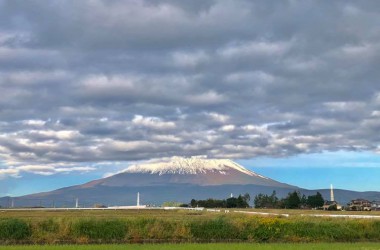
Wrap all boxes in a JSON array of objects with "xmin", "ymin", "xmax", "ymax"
[
  {"xmin": 1, "ymin": 208, "xmax": 379, "ymax": 220},
  {"xmin": 1, "ymin": 243, "xmax": 380, "ymax": 250},
  {"xmin": 1, "ymin": 209, "xmax": 380, "ymax": 244}
]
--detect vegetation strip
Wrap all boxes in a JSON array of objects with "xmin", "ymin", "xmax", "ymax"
[
  {"xmin": 2, "ymin": 243, "xmax": 380, "ymax": 250},
  {"xmin": 1, "ymin": 209, "xmax": 380, "ymax": 244}
]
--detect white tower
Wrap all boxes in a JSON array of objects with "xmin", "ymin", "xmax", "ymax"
[
  {"xmin": 75, "ymin": 198, "xmax": 79, "ymax": 208},
  {"xmin": 330, "ymin": 184, "xmax": 335, "ymax": 202},
  {"xmin": 230, "ymin": 193, "xmax": 233, "ymax": 198},
  {"xmin": 137, "ymin": 192, "xmax": 140, "ymax": 206}
]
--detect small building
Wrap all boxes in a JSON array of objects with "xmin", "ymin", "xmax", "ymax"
[
  {"xmin": 371, "ymin": 201, "xmax": 380, "ymax": 211},
  {"xmin": 322, "ymin": 200, "xmax": 342, "ymax": 210},
  {"xmin": 348, "ymin": 199, "xmax": 372, "ymax": 211},
  {"xmin": 322, "ymin": 184, "xmax": 342, "ymax": 210}
]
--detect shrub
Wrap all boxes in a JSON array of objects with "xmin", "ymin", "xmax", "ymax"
[
  {"xmin": 38, "ymin": 218, "xmax": 59, "ymax": 233},
  {"xmin": 190, "ymin": 217, "xmax": 238, "ymax": 240},
  {"xmin": 71, "ymin": 219, "xmax": 126, "ymax": 241},
  {"xmin": 0, "ymin": 218, "xmax": 31, "ymax": 240},
  {"xmin": 249, "ymin": 217, "xmax": 286, "ymax": 242}
]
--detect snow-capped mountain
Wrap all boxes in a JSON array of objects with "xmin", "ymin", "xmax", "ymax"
[
  {"xmin": 2, "ymin": 156, "xmax": 380, "ymax": 207},
  {"xmin": 84, "ymin": 156, "xmax": 293, "ymax": 188},
  {"xmin": 0, "ymin": 156, "xmax": 297, "ymax": 207}
]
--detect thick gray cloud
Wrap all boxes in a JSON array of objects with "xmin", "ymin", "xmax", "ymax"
[{"xmin": 1, "ymin": 0, "xmax": 380, "ymax": 177}]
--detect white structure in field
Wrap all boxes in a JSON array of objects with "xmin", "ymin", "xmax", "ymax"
[
  {"xmin": 108, "ymin": 192, "xmax": 146, "ymax": 209},
  {"xmin": 75, "ymin": 198, "xmax": 79, "ymax": 208},
  {"xmin": 323, "ymin": 184, "xmax": 342, "ymax": 210}
]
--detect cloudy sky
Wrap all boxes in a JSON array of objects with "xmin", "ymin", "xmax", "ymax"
[{"xmin": 1, "ymin": 0, "xmax": 380, "ymax": 196}]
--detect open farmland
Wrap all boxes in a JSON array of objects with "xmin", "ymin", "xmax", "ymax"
[
  {"xmin": 1, "ymin": 243, "xmax": 380, "ymax": 250},
  {"xmin": 1, "ymin": 209, "xmax": 380, "ymax": 244},
  {"xmin": 2, "ymin": 208, "xmax": 380, "ymax": 220}
]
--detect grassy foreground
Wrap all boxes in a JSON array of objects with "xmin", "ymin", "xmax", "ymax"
[
  {"xmin": 1, "ymin": 209, "xmax": 380, "ymax": 244},
  {"xmin": 1, "ymin": 243, "xmax": 380, "ymax": 250}
]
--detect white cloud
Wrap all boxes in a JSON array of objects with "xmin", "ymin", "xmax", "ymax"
[
  {"xmin": 206, "ymin": 112, "xmax": 230, "ymax": 123},
  {"xmin": 218, "ymin": 40, "xmax": 292, "ymax": 58},
  {"xmin": 242, "ymin": 124, "xmax": 268, "ymax": 134},
  {"xmin": 152, "ymin": 134, "xmax": 182, "ymax": 143},
  {"xmin": 102, "ymin": 139, "xmax": 156, "ymax": 152},
  {"xmin": 21, "ymin": 120, "xmax": 46, "ymax": 126},
  {"xmin": 0, "ymin": 163, "xmax": 97, "ymax": 178},
  {"xmin": 0, "ymin": 70, "xmax": 70, "ymax": 85},
  {"xmin": 185, "ymin": 91, "xmax": 225, "ymax": 105},
  {"xmin": 30, "ymin": 130, "xmax": 82, "ymax": 140},
  {"xmin": 132, "ymin": 115, "xmax": 176, "ymax": 130},
  {"xmin": 80, "ymin": 75, "xmax": 136, "ymax": 95},
  {"xmin": 171, "ymin": 50, "xmax": 209, "ymax": 67},
  {"xmin": 323, "ymin": 101, "xmax": 366, "ymax": 112},
  {"xmin": 0, "ymin": 168, "xmax": 20, "ymax": 179},
  {"xmin": 225, "ymin": 71, "xmax": 275, "ymax": 84},
  {"xmin": 371, "ymin": 111, "xmax": 380, "ymax": 117},
  {"xmin": 220, "ymin": 125, "xmax": 235, "ymax": 132}
]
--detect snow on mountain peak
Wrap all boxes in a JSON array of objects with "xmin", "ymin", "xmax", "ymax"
[{"xmin": 124, "ymin": 156, "xmax": 268, "ymax": 179}]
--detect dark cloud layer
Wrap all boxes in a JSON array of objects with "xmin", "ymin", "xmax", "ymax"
[{"xmin": 1, "ymin": 0, "xmax": 380, "ymax": 177}]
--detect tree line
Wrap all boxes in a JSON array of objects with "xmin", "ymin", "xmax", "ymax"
[
  {"xmin": 254, "ymin": 191, "xmax": 325, "ymax": 209},
  {"xmin": 189, "ymin": 193, "xmax": 250, "ymax": 208}
]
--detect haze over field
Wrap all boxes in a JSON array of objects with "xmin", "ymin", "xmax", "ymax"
[{"xmin": 1, "ymin": 0, "xmax": 380, "ymax": 196}]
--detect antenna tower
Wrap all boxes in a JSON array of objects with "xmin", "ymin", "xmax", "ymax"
[{"xmin": 330, "ymin": 184, "xmax": 335, "ymax": 201}]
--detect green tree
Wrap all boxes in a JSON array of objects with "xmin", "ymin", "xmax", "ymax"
[
  {"xmin": 300, "ymin": 194, "xmax": 307, "ymax": 207},
  {"xmin": 190, "ymin": 194, "xmax": 250, "ymax": 208},
  {"xmin": 190, "ymin": 199, "xmax": 197, "ymax": 207},
  {"xmin": 254, "ymin": 193, "xmax": 264, "ymax": 208},
  {"xmin": 284, "ymin": 191, "xmax": 301, "ymax": 209},
  {"xmin": 243, "ymin": 193, "xmax": 251, "ymax": 203},
  {"xmin": 254, "ymin": 191, "xmax": 280, "ymax": 208},
  {"xmin": 269, "ymin": 191, "xmax": 278, "ymax": 206},
  {"xmin": 162, "ymin": 201, "xmax": 183, "ymax": 207},
  {"xmin": 226, "ymin": 197, "xmax": 237, "ymax": 208},
  {"xmin": 307, "ymin": 192, "xmax": 324, "ymax": 208},
  {"xmin": 236, "ymin": 195, "xmax": 249, "ymax": 208}
]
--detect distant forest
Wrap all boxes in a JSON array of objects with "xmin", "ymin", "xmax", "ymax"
[
  {"xmin": 188, "ymin": 193, "xmax": 251, "ymax": 208},
  {"xmin": 254, "ymin": 191, "xmax": 325, "ymax": 209},
  {"xmin": 186, "ymin": 191, "xmax": 325, "ymax": 209}
]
